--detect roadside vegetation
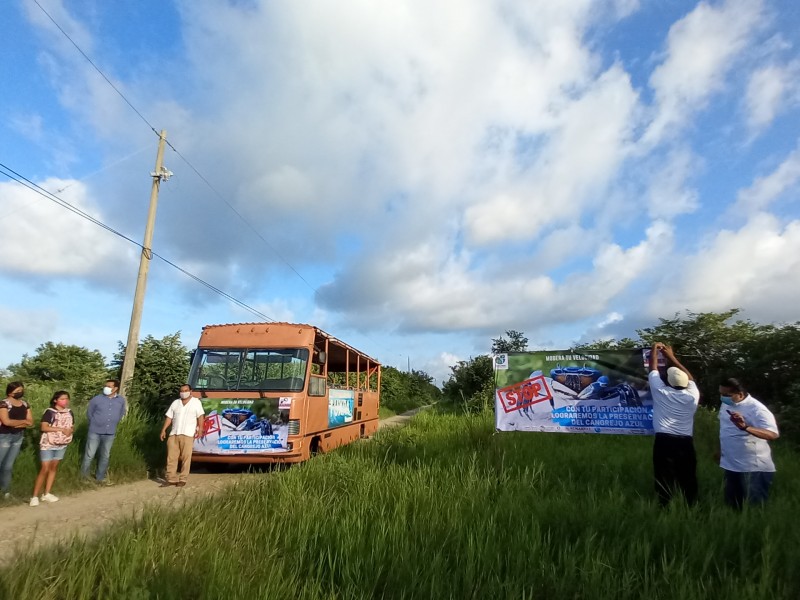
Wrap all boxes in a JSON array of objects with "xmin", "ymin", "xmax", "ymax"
[
  {"xmin": 1, "ymin": 407, "xmax": 798, "ymax": 599},
  {"xmin": 1, "ymin": 334, "xmax": 438, "ymax": 502},
  {"xmin": 443, "ymin": 311, "xmax": 800, "ymax": 447}
]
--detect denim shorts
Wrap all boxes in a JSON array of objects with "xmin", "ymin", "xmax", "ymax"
[{"xmin": 40, "ymin": 446, "xmax": 67, "ymax": 462}]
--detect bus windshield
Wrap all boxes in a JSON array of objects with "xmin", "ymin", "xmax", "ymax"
[{"xmin": 190, "ymin": 348, "xmax": 309, "ymax": 391}]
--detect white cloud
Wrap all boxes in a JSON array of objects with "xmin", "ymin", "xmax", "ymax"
[
  {"xmin": 318, "ymin": 220, "xmax": 672, "ymax": 335},
  {"xmin": 16, "ymin": 0, "xmax": 800, "ymax": 361},
  {"xmin": 420, "ymin": 351, "xmax": 462, "ymax": 387},
  {"xmin": 734, "ymin": 141, "xmax": 800, "ymax": 214},
  {"xmin": 8, "ymin": 112, "xmax": 45, "ymax": 143},
  {"xmin": 652, "ymin": 213, "xmax": 800, "ymax": 322},
  {"xmin": 0, "ymin": 179, "xmax": 137, "ymax": 278},
  {"xmin": 0, "ymin": 306, "xmax": 59, "ymax": 345},
  {"xmin": 744, "ymin": 61, "xmax": 800, "ymax": 134},
  {"xmin": 646, "ymin": 148, "xmax": 699, "ymax": 219},
  {"xmin": 463, "ymin": 65, "xmax": 638, "ymax": 245},
  {"xmin": 644, "ymin": 0, "xmax": 766, "ymax": 144},
  {"xmin": 252, "ymin": 298, "xmax": 296, "ymax": 324}
]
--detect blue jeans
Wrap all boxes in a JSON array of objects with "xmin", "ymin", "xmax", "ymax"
[
  {"xmin": 724, "ymin": 470, "xmax": 774, "ymax": 509},
  {"xmin": 0, "ymin": 432, "xmax": 24, "ymax": 493},
  {"xmin": 81, "ymin": 432, "xmax": 116, "ymax": 481}
]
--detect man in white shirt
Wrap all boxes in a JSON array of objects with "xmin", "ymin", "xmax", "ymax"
[
  {"xmin": 159, "ymin": 384, "xmax": 205, "ymax": 487},
  {"xmin": 648, "ymin": 342, "xmax": 700, "ymax": 507},
  {"xmin": 718, "ymin": 378, "xmax": 779, "ymax": 509}
]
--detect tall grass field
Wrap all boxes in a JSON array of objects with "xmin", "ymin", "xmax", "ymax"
[
  {"xmin": 2, "ymin": 408, "xmax": 798, "ymax": 599},
  {"xmin": 0, "ymin": 382, "xmax": 164, "ymax": 501}
]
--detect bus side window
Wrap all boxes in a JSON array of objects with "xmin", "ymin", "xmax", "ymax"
[{"xmin": 309, "ymin": 375, "xmax": 326, "ymax": 397}]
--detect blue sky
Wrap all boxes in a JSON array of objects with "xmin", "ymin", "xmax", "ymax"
[{"xmin": 1, "ymin": 0, "xmax": 799, "ymax": 385}]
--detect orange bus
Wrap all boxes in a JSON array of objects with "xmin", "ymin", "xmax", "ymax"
[{"xmin": 188, "ymin": 322, "xmax": 381, "ymax": 464}]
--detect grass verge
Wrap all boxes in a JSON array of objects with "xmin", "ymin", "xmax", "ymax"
[{"xmin": 1, "ymin": 408, "xmax": 798, "ymax": 599}]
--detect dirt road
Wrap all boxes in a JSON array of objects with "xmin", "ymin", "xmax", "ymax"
[{"xmin": 0, "ymin": 409, "xmax": 425, "ymax": 552}]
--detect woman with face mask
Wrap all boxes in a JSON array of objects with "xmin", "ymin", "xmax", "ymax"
[
  {"xmin": 717, "ymin": 378, "xmax": 780, "ymax": 509},
  {"xmin": 30, "ymin": 391, "xmax": 75, "ymax": 507},
  {"xmin": 0, "ymin": 381, "xmax": 34, "ymax": 499}
]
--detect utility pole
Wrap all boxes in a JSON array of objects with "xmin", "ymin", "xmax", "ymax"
[{"xmin": 119, "ymin": 130, "xmax": 171, "ymax": 402}]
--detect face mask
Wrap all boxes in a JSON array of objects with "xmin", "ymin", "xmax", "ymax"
[
  {"xmin": 56, "ymin": 398, "xmax": 69, "ymax": 408},
  {"xmin": 720, "ymin": 395, "xmax": 736, "ymax": 406},
  {"xmin": 103, "ymin": 386, "xmax": 114, "ymax": 396},
  {"xmin": 11, "ymin": 391, "xmax": 24, "ymax": 399},
  {"xmin": 180, "ymin": 391, "xmax": 191, "ymax": 400}
]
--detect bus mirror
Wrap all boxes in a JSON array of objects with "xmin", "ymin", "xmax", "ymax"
[{"xmin": 317, "ymin": 351, "xmax": 326, "ymax": 364}]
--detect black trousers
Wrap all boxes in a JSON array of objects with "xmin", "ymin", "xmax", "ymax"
[{"xmin": 653, "ymin": 433, "xmax": 697, "ymax": 507}]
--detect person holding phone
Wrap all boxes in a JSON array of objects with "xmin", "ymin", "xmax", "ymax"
[
  {"xmin": 648, "ymin": 342, "xmax": 700, "ymax": 507},
  {"xmin": 718, "ymin": 378, "xmax": 779, "ymax": 509}
]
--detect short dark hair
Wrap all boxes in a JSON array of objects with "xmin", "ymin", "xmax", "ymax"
[
  {"xmin": 180, "ymin": 383, "xmax": 192, "ymax": 390},
  {"xmin": 50, "ymin": 390, "xmax": 70, "ymax": 407},
  {"xmin": 6, "ymin": 381, "xmax": 24, "ymax": 396},
  {"xmin": 720, "ymin": 378, "xmax": 747, "ymax": 395},
  {"xmin": 106, "ymin": 379, "xmax": 120, "ymax": 389}
]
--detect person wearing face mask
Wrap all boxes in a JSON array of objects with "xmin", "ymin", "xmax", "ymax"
[
  {"xmin": 0, "ymin": 382, "xmax": 34, "ymax": 499},
  {"xmin": 159, "ymin": 384, "xmax": 205, "ymax": 487},
  {"xmin": 30, "ymin": 391, "xmax": 74, "ymax": 506},
  {"xmin": 81, "ymin": 378, "xmax": 126, "ymax": 485},
  {"xmin": 717, "ymin": 378, "xmax": 779, "ymax": 509}
]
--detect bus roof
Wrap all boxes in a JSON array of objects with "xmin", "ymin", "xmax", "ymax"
[{"xmin": 197, "ymin": 322, "xmax": 381, "ymax": 371}]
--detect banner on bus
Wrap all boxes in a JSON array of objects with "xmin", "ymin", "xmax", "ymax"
[
  {"xmin": 493, "ymin": 349, "xmax": 654, "ymax": 435},
  {"xmin": 194, "ymin": 397, "xmax": 290, "ymax": 454},
  {"xmin": 328, "ymin": 389, "xmax": 354, "ymax": 428}
]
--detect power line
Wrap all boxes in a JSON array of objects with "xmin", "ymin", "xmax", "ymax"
[
  {"xmin": 33, "ymin": 0, "xmax": 160, "ymax": 137},
  {"xmin": 54, "ymin": 144, "xmax": 152, "ymax": 194},
  {"xmin": 1, "ymin": 145, "xmax": 151, "ymax": 222},
  {"xmin": 0, "ymin": 161, "xmax": 274, "ymax": 322},
  {"xmin": 165, "ymin": 143, "xmax": 320, "ymax": 293},
  {"xmin": 33, "ymin": 0, "xmax": 319, "ymax": 294},
  {"xmin": 26, "ymin": 4, "xmax": 399, "ymax": 361}
]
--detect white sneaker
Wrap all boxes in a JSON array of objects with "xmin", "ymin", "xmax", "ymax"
[
  {"xmin": 3, "ymin": 492, "xmax": 11, "ymax": 500},
  {"xmin": 41, "ymin": 493, "xmax": 59, "ymax": 503},
  {"xmin": 29, "ymin": 497, "xmax": 40, "ymax": 507}
]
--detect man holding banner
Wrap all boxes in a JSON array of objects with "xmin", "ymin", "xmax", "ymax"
[{"xmin": 648, "ymin": 342, "xmax": 700, "ymax": 507}]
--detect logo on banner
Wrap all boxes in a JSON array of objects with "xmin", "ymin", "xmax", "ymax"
[
  {"xmin": 497, "ymin": 374, "xmax": 552, "ymax": 413},
  {"xmin": 202, "ymin": 413, "xmax": 221, "ymax": 437},
  {"xmin": 493, "ymin": 354, "xmax": 509, "ymax": 370}
]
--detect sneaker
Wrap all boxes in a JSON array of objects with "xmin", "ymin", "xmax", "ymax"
[
  {"xmin": 29, "ymin": 497, "xmax": 40, "ymax": 507},
  {"xmin": 41, "ymin": 493, "xmax": 59, "ymax": 503},
  {"xmin": 3, "ymin": 492, "xmax": 11, "ymax": 500},
  {"xmin": 99, "ymin": 479, "xmax": 113, "ymax": 487}
]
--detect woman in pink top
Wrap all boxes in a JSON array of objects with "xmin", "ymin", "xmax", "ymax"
[{"xmin": 30, "ymin": 390, "xmax": 75, "ymax": 507}]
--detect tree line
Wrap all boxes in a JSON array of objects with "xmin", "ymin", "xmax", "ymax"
[
  {"xmin": 2, "ymin": 333, "xmax": 440, "ymax": 416},
  {"xmin": 4, "ymin": 333, "xmax": 192, "ymax": 415},
  {"xmin": 442, "ymin": 310, "xmax": 800, "ymax": 445}
]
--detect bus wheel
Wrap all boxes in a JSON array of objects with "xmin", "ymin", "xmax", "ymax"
[{"xmin": 310, "ymin": 436, "xmax": 323, "ymax": 457}]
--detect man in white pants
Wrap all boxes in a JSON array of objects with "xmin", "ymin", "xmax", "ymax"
[{"xmin": 160, "ymin": 384, "xmax": 205, "ymax": 487}]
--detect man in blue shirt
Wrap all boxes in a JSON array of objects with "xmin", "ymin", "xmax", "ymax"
[{"xmin": 81, "ymin": 379, "xmax": 126, "ymax": 484}]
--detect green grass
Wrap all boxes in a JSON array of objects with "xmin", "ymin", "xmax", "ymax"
[
  {"xmin": 0, "ymin": 383, "xmax": 163, "ymax": 502},
  {"xmin": 1, "ymin": 408, "xmax": 799, "ymax": 599},
  {"xmin": 378, "ymin": 405, "xmax": 397, "ymax": 419}
]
